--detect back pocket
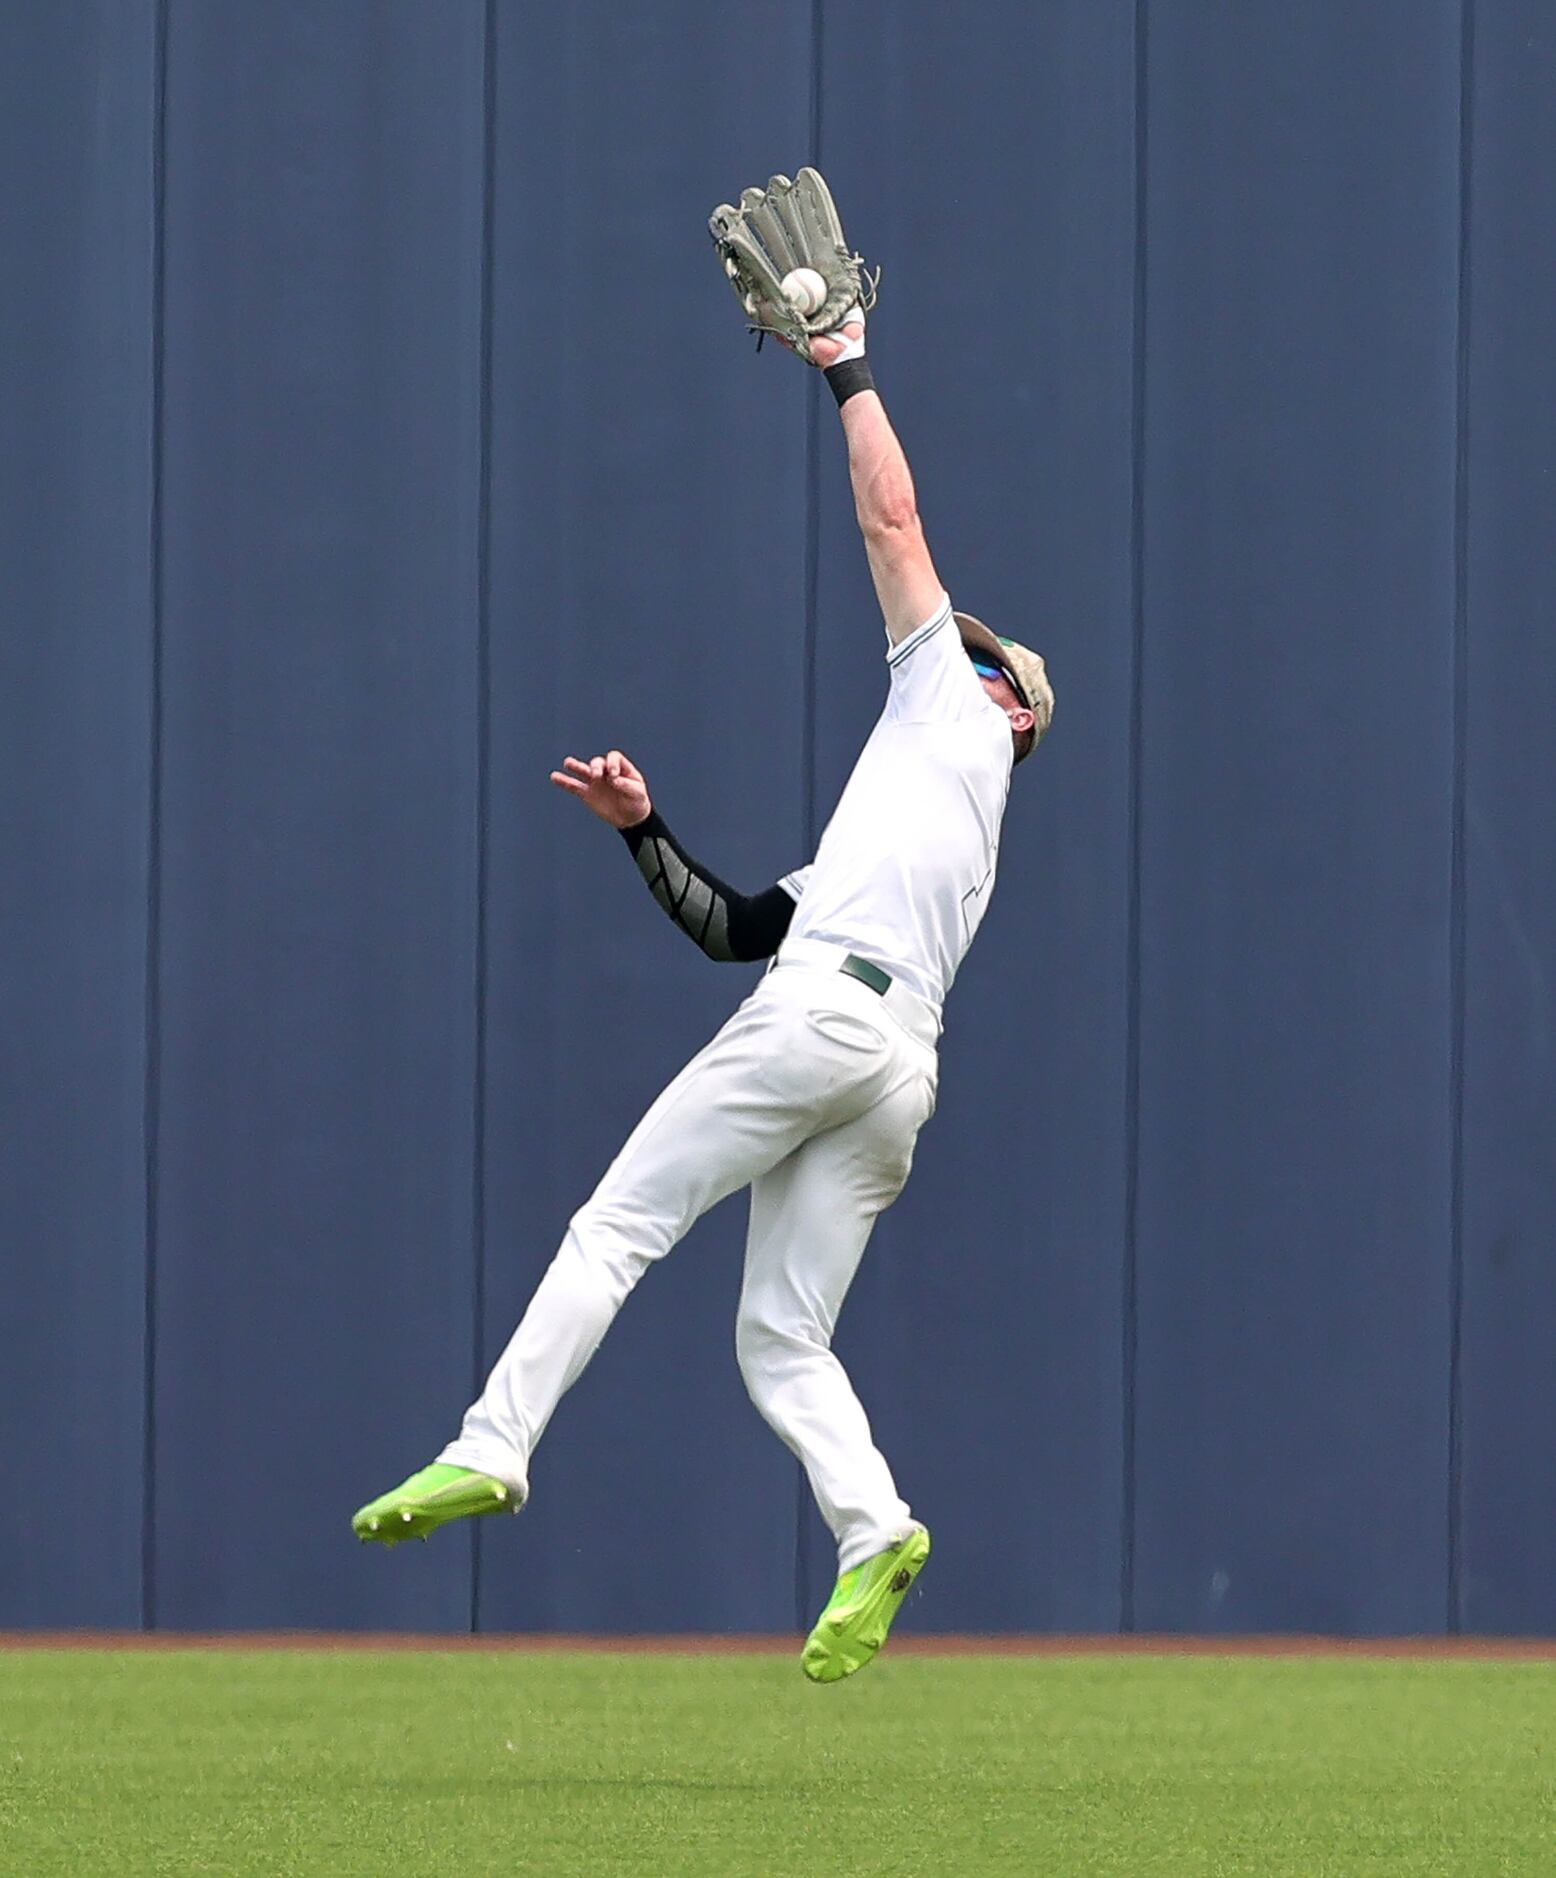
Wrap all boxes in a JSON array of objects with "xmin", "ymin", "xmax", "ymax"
[{"xmin": 804, "ymin": 1009, "xmax": 887, "ymax": 1054}]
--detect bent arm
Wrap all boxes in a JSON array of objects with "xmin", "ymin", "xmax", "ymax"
[
  {"xmin": 550, "ymin": 751, "xmax": 796, "ymax": 961},
  {"xmin": 621, "ymin": 811, "xmax": 796, "ymax": 963},
  {"xmin": 837, "ymin": 389, "xmax": 946, "ymax": 644}
]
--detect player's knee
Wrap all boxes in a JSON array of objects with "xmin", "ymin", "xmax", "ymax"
[
  {"xmin": 735, "ymin": 1310, "xmax": 827, "ymax": 1403},
  {"xmin": 566, "ymin": 1199, "xmax": 672, "ymax": 1275},
  {"xmin": 734, "ymin": 1312, "xmax": 764, "ymax": 1389}
]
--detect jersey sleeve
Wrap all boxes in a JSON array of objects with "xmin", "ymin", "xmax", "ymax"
[
  {"xmin": 882, "ymin": 593, "xmax": 990, "ymax": 725},
  {"xmin": 778, "ymin": 864, "xmax": 813, "ymax": 903}
]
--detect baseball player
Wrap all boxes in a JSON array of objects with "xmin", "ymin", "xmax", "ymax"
[{"xmin": 353, "ymin": 173, "xmax": 1053, "ymax": 1682}]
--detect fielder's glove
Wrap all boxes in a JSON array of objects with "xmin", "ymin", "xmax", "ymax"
[{"xmin": 708, "ymin": 168, "xmax": 878, "ymax": 362}]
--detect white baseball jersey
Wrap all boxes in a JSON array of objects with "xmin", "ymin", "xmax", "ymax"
[{"xmin": 778, "ymin": 593, "xmax": 1013, "ymax": 1012}]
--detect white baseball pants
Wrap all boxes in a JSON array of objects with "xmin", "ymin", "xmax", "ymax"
[{"xmin": 439, "ymin": 948, "xmax": 938, "ymax": 1573}]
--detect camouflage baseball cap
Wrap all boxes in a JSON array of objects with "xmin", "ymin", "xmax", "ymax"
[{"xmin": 954, "ymin": 611, "xmax": 1054, "ymax": 759}]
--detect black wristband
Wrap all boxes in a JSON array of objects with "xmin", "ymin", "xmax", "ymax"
[{"xmin": 823, "ymin": 357, "xmax": 875, "ymax": 408}]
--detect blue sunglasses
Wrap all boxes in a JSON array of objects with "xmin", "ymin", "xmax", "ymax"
[{"xmin": 971, "ymin": 653, "xmax": 1027, "ymax": 709}]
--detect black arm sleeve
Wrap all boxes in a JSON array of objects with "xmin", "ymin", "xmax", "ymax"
[{"xmin": 620, "ymin": 810, "xmax": 797, "ymax": 963}]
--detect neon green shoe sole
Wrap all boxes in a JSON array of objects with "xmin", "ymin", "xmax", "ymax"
[
  {"xmin": 351, "ymin": 1463, "xmax": 517, "ymax": 1546},
  {"xmin": 802, "ymin": 1522, "xmax": 931, "ymax": 1684}
]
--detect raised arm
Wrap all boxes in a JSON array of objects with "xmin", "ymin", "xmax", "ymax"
[
  {"xmin": 708, "ymin": 170, "xmax": 946, "ymax": 644},
  {"xmin": 814, "ymin": 324, "xmax": 945, "ymax": 643}
]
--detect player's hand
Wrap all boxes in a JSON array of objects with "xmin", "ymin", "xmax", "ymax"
[
  {"xmin": 550, "ymin": 751, "xmax": 652, "ymax": 830},
  {"xmin": 805, "ymin": 316, "xmax": 864, "ymax": 369}
]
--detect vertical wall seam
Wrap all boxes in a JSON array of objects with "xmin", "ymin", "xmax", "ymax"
[
  {"xmin": 802, "ymin": 0, "xmax": 824, "ymax": 860},
  {"xmin": 1120, "ymin": 0, "xmax": 1149, "ymax": 1636},
  {"xmin": 1446, "ymin": 0, "xmax": 1475, "ymax": 1638},
  {"xmin": 141, "ymin": 0, "xmax": 170, "ymax": 1634},
  {"xmin": 794, "ymin": 0, "xmax": 825, "ymax": 1636},
  {"xmin": 469, "ymin": 0, "xmax": 497, "ymax": 1637}
]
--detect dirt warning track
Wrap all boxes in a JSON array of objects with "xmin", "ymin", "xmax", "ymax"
[{"xmin": 4, "ymin": 1632, "xmax": 1553, "ymax": 1659}]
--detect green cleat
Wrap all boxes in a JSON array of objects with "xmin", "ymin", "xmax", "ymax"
[
  {"xmin": 351, "ymin": 1463, "xmax": 517, "ymax": 1546},
  {"xmin": 802, "ymin": 1522, "xmax": 930, "ymax": 1684}
]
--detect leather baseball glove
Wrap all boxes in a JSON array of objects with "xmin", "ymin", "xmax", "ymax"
[{"xmin": 708, "ymin": 168, "xmax": 878, "ymax": 362}]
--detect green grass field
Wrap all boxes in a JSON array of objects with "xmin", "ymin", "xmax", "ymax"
[{"xmin": 3, "ymin": 1648, "xmax": 1551, "ymax": 1875}]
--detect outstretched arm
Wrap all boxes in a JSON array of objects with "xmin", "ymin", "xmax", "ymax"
[
  {"xmin": 550, "ymin": 752, "xmax": 795, "ymax": 963},
  {"xmin": 709, "ymin": 170, "xmax": 943, "ymax": 643},
  {"xmin": 813, "ymin": 323, "xmax": 946, "ymax": 643}
]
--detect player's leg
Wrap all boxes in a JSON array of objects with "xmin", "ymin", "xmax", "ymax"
[
  {"xmin": 354, "ymin": 971, "xmax": 905, "ymax": 1542},
  {"xmin": 735, "ymin": 1061, "xmax": 935, "ymax": 1676},
  {"xmin": 436, "ymin": 996, "xmax": 812, "ymax": 1493},
  {"xmin": 735, "ymin": 1074, "xmax": 926, "ymax": 1565}
]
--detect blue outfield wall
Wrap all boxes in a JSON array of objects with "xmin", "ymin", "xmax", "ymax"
[
  {"xmin": 1131, "ymin": 2, "xmax": 1463, "ymax": 1635},
  {"xmin": 2, "ymin": 0, "xmax": 1552, "ymax": 1635},
  {"xmin": 0, "ymin": 0, "xmax": 158, "ymax": 1629}
]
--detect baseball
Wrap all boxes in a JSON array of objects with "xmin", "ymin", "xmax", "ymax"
[{"xmin": 781, "ymin": 267, "xmax": 827, "ymax": 317}]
